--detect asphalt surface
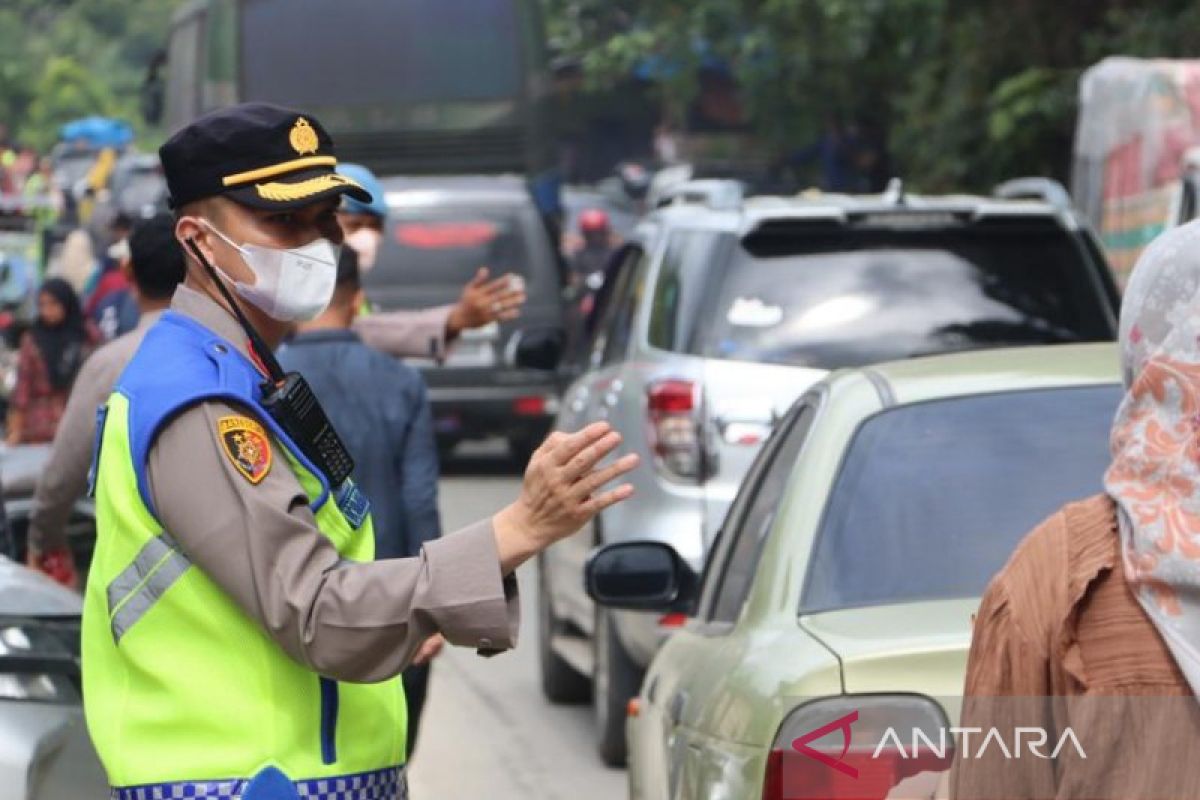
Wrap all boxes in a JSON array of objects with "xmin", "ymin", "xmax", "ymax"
[{"xmin": 407, "ymin": 443, "xmax": 627, "ymax": 799}]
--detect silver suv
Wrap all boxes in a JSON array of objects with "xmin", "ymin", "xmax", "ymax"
[{"xmin": 540, "ymin": 180, "xmax": 1120, "ymax": 765}]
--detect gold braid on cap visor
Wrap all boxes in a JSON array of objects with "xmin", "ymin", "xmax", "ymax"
[
  {"xmin": 221, "ymin": 155, "xmax": 338, "ymax": 186},
  {"xmin": 252, "ymin": 173, "xmax": 362, "ymax": 202}
]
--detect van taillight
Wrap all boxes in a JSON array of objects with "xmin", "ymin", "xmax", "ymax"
[
  {"xmin": 762, "ymin": 696, "xmax": 952, "ymax": 800},
  {"xmin": 646, "ymin": 379, "xmax": 703, "ymax": 479},
  {"xmin": 513, "ymin": 395, "xmax": 547, "ymax": 416}
]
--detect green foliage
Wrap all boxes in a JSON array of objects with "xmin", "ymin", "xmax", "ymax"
[
  {"xmin": 25, "ymin": 58, "xmax": 116, "ymax": 151},
  {"xmin": 543, "ymin": 0, "xmax": 1200, "ymax": 191},
  {"xmin": 0, "ymin": 0, "xmax": 182, "ymax": 151}
]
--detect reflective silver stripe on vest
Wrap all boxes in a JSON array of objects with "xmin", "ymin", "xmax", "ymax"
[{"xmin": 106, "ymin": 533, "xmax": 192, "ymax": 643}]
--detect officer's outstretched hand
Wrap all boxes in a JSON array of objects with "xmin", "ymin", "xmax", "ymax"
[
  {"xmin": 446, "ymin": 267, "xmax": 527, "ymax": 339},
  {"xmin": 493, "ymin": 422, "xmax": 638, "ymax": 575}
]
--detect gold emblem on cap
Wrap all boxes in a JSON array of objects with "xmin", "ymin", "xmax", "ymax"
[{"xmin": 289, "ymin": 117, "xmax": 319, "ymax": 155}]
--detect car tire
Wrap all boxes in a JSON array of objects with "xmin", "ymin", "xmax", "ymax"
[
  {"xmin": 593, "ymin": 606, "xmax": 642, "ymax": 767},
  {"xmin": 538, "ymin": 561, "xmax": 590, "ymax": 704}
]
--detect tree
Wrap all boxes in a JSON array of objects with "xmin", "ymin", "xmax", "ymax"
[
  {"xmin": 24, "ymin": 57, "xmax": 117, "ymax": 151},
  {"xmin": 542, "ymin": 0, "xmax": 1200, "ymax": 191},
  {"xmin": 0, "ymin": 0, "xmax": 182, "ymax": 151}
]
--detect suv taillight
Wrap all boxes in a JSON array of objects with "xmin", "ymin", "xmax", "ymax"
[
  {"xmin": 647, "ymin": 379, "xmax": 703, "ymax": 479},
  {"xmin": 763, "ymin": 695, "xmax": 951, "ymax": 800}
]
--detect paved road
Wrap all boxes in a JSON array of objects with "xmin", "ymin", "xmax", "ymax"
[{"xmin": 407, "ymin": 446, "xmax": 627, "ymax": 799}]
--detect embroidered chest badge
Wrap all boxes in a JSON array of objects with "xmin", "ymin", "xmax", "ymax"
[{"xmin": 217, "ymin": 416, "xmax": 273, "ymax": 484}]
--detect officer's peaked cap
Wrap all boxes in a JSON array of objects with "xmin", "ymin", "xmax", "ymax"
[{"xmin": 159, "ymin": 103, "xmax": 373, "ymax": 211}]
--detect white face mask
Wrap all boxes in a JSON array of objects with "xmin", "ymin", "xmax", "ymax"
[
  {"xmin": 203, "ymin": 221, "xmax": 340, "ymax": 322},
  {"xmin": 345, "ymin": 227, "xmax": 382, "ymax": 272}
]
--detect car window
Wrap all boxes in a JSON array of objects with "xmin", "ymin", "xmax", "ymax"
[
  {"xmin": 647, "ymin": 230, "xmax": 724, "ymax": 352},
  {"xmin": 369, "ymin": 206, "xmax": 530, "ymax": 289},
  {"xmin": 595, "ymin": 248, "xmax": 650, "ymax": 366},
  {"xmin": 800, "ymin": 384, "xmax": 1121, "ymax": 613},
  {"xmin": 701, "ymin": 402, "xmax": 817, "ymax": 624},
  {"xmin": 688, "ymin": 226, "xmax": 1113, "ymax": 369}
]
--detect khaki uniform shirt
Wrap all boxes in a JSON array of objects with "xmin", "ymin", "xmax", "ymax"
[
  {"xmin": 137, "ymin": 287, "xmax": 518, "ymax": 683},
  {"xmin": 352, "ymin": 305, "xmax": 453, "ymax": 360},
  {"xmin": 31, "ymin": 300, "xmax": 457, "ymax": 551},
  {"xmin": 952, "ymin": 495, "xmax": 1200, "ymax": 800},
  {"xmin": 29, "ymin": 309, "xmax": 165, "ymax": 552}
]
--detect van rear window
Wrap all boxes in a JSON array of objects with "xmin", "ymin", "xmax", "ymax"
[{"xmin": 368, "ymin": 209, "xmax": 528, "ymax": 287}]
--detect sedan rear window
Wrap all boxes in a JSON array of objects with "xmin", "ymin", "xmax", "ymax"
[
  {"xmin": 800, "ymin": 384, "xmax": 1121, "ymax": 613},
  {"xmin": 660, "ymin": 228, "xmax": 1113, "ymax": 369}
]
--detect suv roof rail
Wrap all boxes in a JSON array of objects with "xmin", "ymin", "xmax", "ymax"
[
  {"xmin": 653, "ymin": 179, "xmax": 744, "ymax": 211},
  {"xmin": 993, "ymin": 177, "xmax": 1072, "ymax": 209}
]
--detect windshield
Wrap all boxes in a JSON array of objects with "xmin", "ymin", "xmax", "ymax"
[
  {"xmin": 800, "ymin": 384, "xmax": 1121, "ymax": 613},
  {"xmin": 690, "ymin": 228, "xmax": 1112, "ymax": 369},
  {"xmin": 240, "ymin": 0, "xmax": 522, "ymax": 108},
  {"xmin": 366, "ymin": 207, "xmax": 530, "ymax": 290}
]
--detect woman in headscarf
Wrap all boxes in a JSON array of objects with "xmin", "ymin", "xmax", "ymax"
[
  {"xmin": 952, "ymin": 220, "xmax": 1200, "ymax": 799},
  {"xmin": 6, "ymin": 278, "xmax": 95, "ymax": 444}
]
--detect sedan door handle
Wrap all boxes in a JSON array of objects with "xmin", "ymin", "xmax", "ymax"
[{"xmin": 668, "ymin": 691, "xmax": 688, "ymax": 726}]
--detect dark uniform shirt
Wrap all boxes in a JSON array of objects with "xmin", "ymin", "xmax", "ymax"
[{"xmin": 278, "ymin": 329, "xmax": 440, "ymax": 560}]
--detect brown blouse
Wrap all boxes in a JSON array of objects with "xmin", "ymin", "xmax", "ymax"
[{"xmin": 951, "ymin": 494, "xmax": 1200, "ymax": 800}]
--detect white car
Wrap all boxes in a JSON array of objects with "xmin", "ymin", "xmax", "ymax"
[{"xmin": 0, "ymin": 444, "xmax": 105, "ymax": 799}]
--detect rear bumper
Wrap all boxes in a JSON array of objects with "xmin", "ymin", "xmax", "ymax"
[{"xmin": 428, "ymin": 384, "xmax": 560, "ymax": 442}]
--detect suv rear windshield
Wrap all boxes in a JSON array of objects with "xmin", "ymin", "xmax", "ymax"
[
  {"xmin": 368, "ymin": 207, "xmax": 530, "ymax": 289},
  {"xmin": 649, "ymin": 227, "xmax": 1113, "ymax": 369},
  {"xmin": 799, "ymin": 384, "xmax": 1121, "ymax": 613}
]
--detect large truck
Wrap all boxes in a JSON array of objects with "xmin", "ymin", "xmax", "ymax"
[
  {"xmin": 148, "ymin": 0, "xmax": 553, "ymax": 178},
  {"xmin": 1071, "ymin": 57, "xmax": 1200, "ymax": 285}
]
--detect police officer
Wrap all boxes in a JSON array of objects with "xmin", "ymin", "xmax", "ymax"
[{"xmin": 81, "ymin": 103, "xmax": 638, "ymax": 800}]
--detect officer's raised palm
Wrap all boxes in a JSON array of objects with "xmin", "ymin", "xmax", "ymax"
[{"xmin": 493, "ymin": 423, "xmax": 637, "ymax": 573}]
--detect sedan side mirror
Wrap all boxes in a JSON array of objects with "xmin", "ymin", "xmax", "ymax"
[
  {"xmin": 508, "ymin": 326, "xmax": 565, "ymax": 371},
  {"xmin": 585, "ymin": 541, "xmax": 697, "ymax": 613}
]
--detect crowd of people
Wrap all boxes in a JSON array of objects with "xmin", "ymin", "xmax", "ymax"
[{"xmin": 5, "ymin": 210, "xmax": 153, "ymax": 447}]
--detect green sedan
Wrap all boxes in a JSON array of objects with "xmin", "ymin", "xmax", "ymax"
[{"xmin": 586, "ymin": 343, "xmax": 1121, "ymax": 800}]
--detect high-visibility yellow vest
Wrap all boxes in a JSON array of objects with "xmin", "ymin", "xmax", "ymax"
[{"xmin": 81, "ymin": 311, "xmax": 406, "ymax": 797}]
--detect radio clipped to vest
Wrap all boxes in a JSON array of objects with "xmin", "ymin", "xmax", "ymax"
[
  {"xmin": 260, "ymin": 372, "xmax": 354, "ymax": 485},
  {"xmin": 185, "ymin": 238, "xmax": 355, "ymax": 486}
]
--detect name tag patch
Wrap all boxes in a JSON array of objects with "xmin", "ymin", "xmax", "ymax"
[{"xmin": 335, "ymin": 480, "xmax": 371, "ymax": 529}]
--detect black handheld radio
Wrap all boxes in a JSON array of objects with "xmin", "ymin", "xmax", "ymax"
[{"xmin": 184, "ymin": 238, "xmax": 355, "ymax": 486}]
